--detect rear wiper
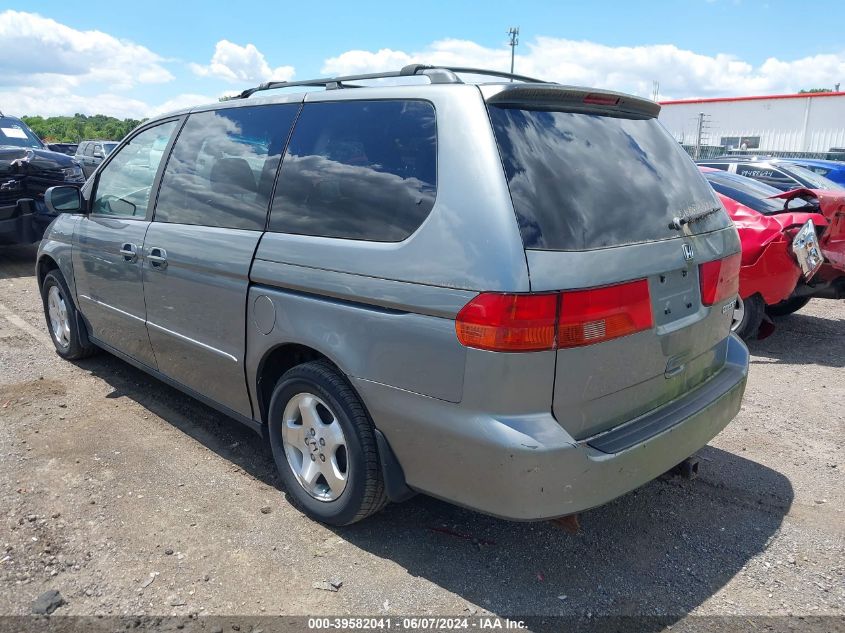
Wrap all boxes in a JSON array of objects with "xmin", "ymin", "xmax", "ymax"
[{"xmin": 669, "ymin": 206, "xmax": 722, "ymax": 230}]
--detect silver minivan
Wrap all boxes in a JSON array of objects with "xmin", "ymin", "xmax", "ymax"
[{"xmin": 37, "ymin": 65, "xmax": 749, "ymax": 525}]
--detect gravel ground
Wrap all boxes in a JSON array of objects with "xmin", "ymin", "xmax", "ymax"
[{"xmin": 0, "ymin": 243, "xmax": 843, "ymax": 622}]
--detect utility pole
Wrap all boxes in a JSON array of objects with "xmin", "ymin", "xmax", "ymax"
[
  {"xmin": 694, "ymin": 112, "xmax": 710, "ymax": 160},
  {"xmin": 507, "ymin": 26, "xmax": 519, "ymax": 80}
]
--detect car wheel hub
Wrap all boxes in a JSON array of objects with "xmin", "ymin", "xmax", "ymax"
[
  {"xmin": 47, "ymin": 285, "xmax": 71, "ymax": 348},
  {"xmin": 280, "ymin": 392, "xmax": 348, "ymax": 502}
]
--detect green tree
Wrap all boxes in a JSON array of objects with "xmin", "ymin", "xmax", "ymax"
[{"xmin": 20, "ymin": 114, "xmax": 143, "ymax": 142}]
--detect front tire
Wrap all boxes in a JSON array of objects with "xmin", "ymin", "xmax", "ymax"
[
  {"xmin": 766, "ymin": 296, "xmax": 811, "ymax": 318},
  {"xmin": 267, "ymin": 361, "xmax": 387, "ymax": 525},
  {"xmin": 731, "ymin": 294, "xmax": 765, "ymax": 340},
  {"xmin": 40, "ymin": 270, "xmax": 97, "ymax": 360}
]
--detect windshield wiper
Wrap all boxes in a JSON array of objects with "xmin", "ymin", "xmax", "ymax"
[{"xmin": 669, "ymin": 206, "xmax": 722, "ymax": 230}]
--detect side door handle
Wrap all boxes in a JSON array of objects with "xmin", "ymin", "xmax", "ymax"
[
  {"xmin": 147, "ymin": 247, "xmax": 168, "ymax": 269},
  {"xmin": 119, "ymin": 243, "xmax": 138, "ymax": 262}
]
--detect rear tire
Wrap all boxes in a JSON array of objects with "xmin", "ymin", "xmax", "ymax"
[
  {"xmin": 766, "ymin": 296, "xmax": 811, "ymax": 317},
  {"xmin": 267, "ymin": 360, "xmax": 387, "ymax": 526},
  {"xmin": 40, "ymin": 270, "xmax": 97, "ymax": 360},
  {"xmin": 732, "ymin": 294, "xmax": 765, "ymax": 340}
]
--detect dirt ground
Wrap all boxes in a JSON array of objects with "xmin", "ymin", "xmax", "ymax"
[{"xmin": 0, "ymin": 243, "xmax": 843, "ymax": 622}]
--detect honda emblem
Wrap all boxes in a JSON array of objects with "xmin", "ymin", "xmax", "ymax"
[{"xmin": 682, "ymin": 243, "xmax": 695, "ymax": 262}]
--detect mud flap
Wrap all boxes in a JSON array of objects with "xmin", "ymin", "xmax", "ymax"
[
  {"xmin": 374, "ymin": 429, "xmax": 416, "ymax": 503},
  {"xmin": 757, "ymin": 313, "xmax": 776, "ymax": 340}
]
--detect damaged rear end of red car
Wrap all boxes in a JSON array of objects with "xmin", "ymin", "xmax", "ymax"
[
  {"xmin": 769, "ymin": 188, "xmax": 845, "ymax": 281},
  {"xmin": 712, "ymin": 183, "xmax": 845, "ymax": 338},
  {"xmin": 758, "ymin": 189, "xmax": 845, "ymax": 328}
]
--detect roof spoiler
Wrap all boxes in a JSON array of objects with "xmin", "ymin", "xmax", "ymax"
[{"xmin": 482, "ymin": 84, "xmax": 661, "ymax": 118}]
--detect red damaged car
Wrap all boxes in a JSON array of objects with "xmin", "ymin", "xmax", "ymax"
[{"xmin": 701, "ymin": 168, "xmax": 845, "ymax": 339}]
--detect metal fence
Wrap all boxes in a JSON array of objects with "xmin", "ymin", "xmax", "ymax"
[{"xmin": 680, "ymin": 145, "xmax": 845, "ymax": 162}]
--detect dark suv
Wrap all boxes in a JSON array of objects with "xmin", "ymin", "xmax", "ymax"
[{"xmin": 0, "ymin": 114, "xmax": 86, "ymax": 245}]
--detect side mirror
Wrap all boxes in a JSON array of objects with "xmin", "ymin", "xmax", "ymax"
[
  {"xmin": 93, "ymin": 150, "xmax": 104, "ymax": 159},
  {"xmin": 45, "ymin": 186, "xmax": 83, "ymax": 214}
]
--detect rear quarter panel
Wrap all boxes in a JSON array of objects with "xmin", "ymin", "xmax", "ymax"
[{"xmin": 245, "ymin": 263, "xmax": 472, "ymax": 410}]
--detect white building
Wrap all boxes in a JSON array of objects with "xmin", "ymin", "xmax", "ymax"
[{"xmin": 658, "ymin": 91, "xmax": 845, "ymax": 153}]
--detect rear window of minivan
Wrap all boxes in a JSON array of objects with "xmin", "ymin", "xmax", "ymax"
[{"xmin": 489, "ymin": 107, "xmax": 729, "ymax": 251}]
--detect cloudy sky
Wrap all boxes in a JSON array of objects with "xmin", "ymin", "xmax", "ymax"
[{"xmin": 2, "ymin": 0, "xmax": 845, "ymax": 119}]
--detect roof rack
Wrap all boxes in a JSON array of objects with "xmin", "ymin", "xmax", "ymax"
[{"xmin": 236, "ymin": 64, "xmax": 550, "ymax": 99}]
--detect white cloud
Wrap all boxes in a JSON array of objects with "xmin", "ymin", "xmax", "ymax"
[
  {"xmin": 0, "ymin": 86, "xmax": 219, "ymax": 120},
  {"xmin": 0, "ymin": 10, "xmax": 173, "ymax": 90},
  {"xmin": 190, "ymin": 40, "xmax": 294, "ymax": 83},
  {"xmin": 322, "ymin": 37, "xmax": 845, "ymax": 100},
  {"xmin": 0, "ymin": 88, "xmax": 149, "ymax": 119},
  {"xmin": 0, "ymin": 10, "xmax": 185, "ymax": 119},
  {"xmin": 148, "ymin": 93, "xmax": 219, "ymax": 116}
]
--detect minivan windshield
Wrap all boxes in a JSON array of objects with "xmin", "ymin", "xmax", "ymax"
[
  {"xmin": 0, "ymin": 117, "xmax": 44, "ymax": 150},
  {"xmin": 489, "ymin": 107, "xmax": 730, "ymax": 251}
]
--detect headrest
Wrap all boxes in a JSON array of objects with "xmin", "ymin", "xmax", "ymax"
[{"xmin": 209, "ymin": 157, "xmax": 257, "ymax": 195}]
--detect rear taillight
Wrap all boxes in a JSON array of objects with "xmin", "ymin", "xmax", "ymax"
[
  {"xmin": 455, "ymin": 293, "xmax": 557, "ymax": 352},
  {"xmin": 699, "ymin": 253, "xmax": 741, "ymax": 306},
  {"xmin": 455, "ymin": 279, "xmax": 654, "ymax": 352},
  {"xmin": 557, "ymin": 279, "xmax": 653, "ymax": 348}
]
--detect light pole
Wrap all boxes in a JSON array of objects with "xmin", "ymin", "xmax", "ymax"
[{"xmin": 507, "ymin": 26, "xmax": 519, "ymax": 79}]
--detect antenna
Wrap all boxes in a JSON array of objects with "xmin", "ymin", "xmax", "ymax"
[
  {"xmin": 507, "ymin": 26, "xmax": 520, "ymax": 81},
  {"xmin": 652, "ymin": 80, "xmax": 660, "ymax": 102}
]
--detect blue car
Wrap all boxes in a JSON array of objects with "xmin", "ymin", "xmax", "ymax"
[{"xmin": 778, "ymin": 158, "xmax": 845, "ymax": 187}]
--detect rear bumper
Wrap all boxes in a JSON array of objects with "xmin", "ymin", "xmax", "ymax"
[
  {"xmin": 792, "ymin": 264, "xmax": 845, "ymax": 300},
  {"xmin": 356, "ymin": 334, "xmax": 749, "ymax": 521}
]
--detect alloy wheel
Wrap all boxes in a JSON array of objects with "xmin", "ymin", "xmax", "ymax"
[
  {"xmin": 280, "ymin": 392, "xmax": 349, "ymax": 502},
  {"xmin": 47, "ymin": 285, "xmax": 71, "ymax": 349}
]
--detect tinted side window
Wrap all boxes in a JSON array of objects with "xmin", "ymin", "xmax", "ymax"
[
  {"xmin": 698, "ymin": 163, "xmax": 730, "ymax": 171},
  {"xmin": 154, "ymin": 104, "xmax": 299, "ymax": 230},
  {"xmin": 92, "ymin": 121, "xmax": 179, "ymax": 217},
  {"xmin": 269, "ymin": 100, "xmax": 437, "ymax": 242}
]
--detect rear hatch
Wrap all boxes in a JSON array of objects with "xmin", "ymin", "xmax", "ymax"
[{"xmin": 484, "ymin": 84, "xmax": 740, "ymax": 441}]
